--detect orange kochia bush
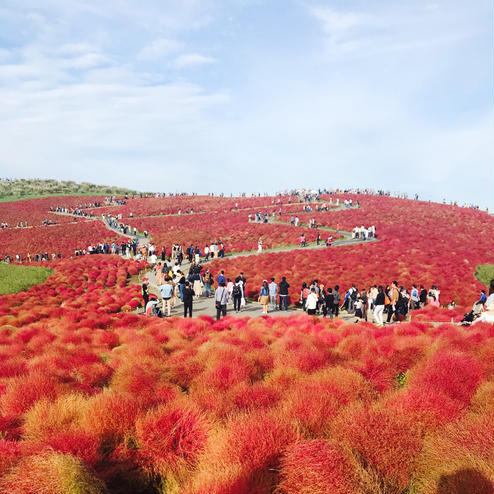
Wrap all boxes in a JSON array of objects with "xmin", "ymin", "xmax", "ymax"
[{"xmin": 0, "ymin": 279, "xmax": 492, "ymax": 494}]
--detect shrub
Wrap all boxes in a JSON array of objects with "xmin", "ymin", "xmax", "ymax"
[
  {"xmin": 277, "ymin": 439, "xmax": 357, "ymax": 494},
  {"xmin": 135, "ymin": 400, "xmax": 210, "ymax": 480},
  {"xmin": 0, "ymin": 451, "xmax": 107, "ymax": 494}
]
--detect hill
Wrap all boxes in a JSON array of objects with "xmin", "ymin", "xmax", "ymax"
[{"xmin": 0, "ymin": 178, "xmax": 145, "ymax": 201}]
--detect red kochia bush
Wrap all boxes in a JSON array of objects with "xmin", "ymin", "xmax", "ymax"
[
  {"xmin": 135, "ymin": 400, "xmax": 210, "ymax": 475},
  {"xmin": 24, "ymin": 430, "xmax": 101, "ymax": 467},
  {"xmin": 332, "ymin": 405, "xmax": 423, "ymax": 491},
  {"xmin": 277, "ymin": 439, "xmax": 357, "ymax": 494},
  {"xmin": 410, "ymin": 350, "xmax": 483, "ymax": 404},
  {"xmin": 190, "ymin": 410, "xmax": 298, "ymax": 494},
  {"xmin": 0, "ymin": 372, "xmax": 63, "ymax": 417}
]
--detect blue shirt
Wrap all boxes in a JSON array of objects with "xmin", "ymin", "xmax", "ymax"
[
  {"xmin": 160, "ymin": 283, "xmax": 174, "ymax": 298},
  {"xmin": 217, "ymin": 274, "xmax": 226, "ymax": 285}
]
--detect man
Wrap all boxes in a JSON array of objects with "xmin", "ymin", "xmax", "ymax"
[
  {"xmin": 217, "ymin": 270, "xmax": 226, "ymax": 286},
  {"xmin": 306, "ymin": 288, "xmax": 318, "ymax": 315},
  {"xmin": 324, "ymin": 288, "xmax": 334, "ymax": 318},
  {"xmin": 333, "ymin": 285, "xmax": 341, "ymax": 317},
  {"xmin": 278, "ymin": 276, "xmax": 290, "ymax": 310},
  {"xmin": 215, "ymin": 281, "xmax": 229, "ymax": 320},
  {"xmin": 268, "ymin": 277, "xmax": 278, "ymax": 310},
  {"xmin": 182, "ymin": 281, "xmax": 195, "ymax": 317},
  {"xmin": 419, "ymin": 285, "xmax": 427, "ymax": 307},
  {"xmin": 159, "ymin": 276, "xmax": 174, "ymax": 317}
]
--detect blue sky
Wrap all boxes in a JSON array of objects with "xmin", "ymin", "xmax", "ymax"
[{"xmin": 0, "ymin": 1, "xmax": 492, "ymax": 209}]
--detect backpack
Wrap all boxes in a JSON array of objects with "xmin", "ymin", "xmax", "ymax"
[
  {"xmin": 232, "ymin": 284, "xmax": 240, "ymax": 296},
  {"xmin": 350, "ymin": 290, "xmax": 358, "ymax": 301}
]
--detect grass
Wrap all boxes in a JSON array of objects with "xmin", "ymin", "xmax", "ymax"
[
  {"xmin": 475, "ymin": 264, "xmax": 494, "ymax": 288},
  {"xmin": 0, "ymin": 263, "xmax": 53, "ymax": 295},
  {"xmin": 0, "ymin": 193, "xmax": 112, "ymax": 203}
]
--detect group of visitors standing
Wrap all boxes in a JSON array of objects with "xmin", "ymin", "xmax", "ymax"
[{"xmin": 298, "ymin": 281, "xmax": 441, "ymax": 325}]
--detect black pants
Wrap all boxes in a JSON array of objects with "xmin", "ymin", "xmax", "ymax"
[
  {"xmin": 233, "ymin": 294, "xmax": 242, "ymax": 311},
  {"xmin": 307, "ymin": 308, "xmax": 317, "ymax": 315},
  {"xmin": 184, "ymin": 301, "xmax": 193, "ymax": 317},
  {"xmin": 333, "ymin": 304, "xmax": 339, "ymax": 317},
  {"xmin": 216, "ymin": 304, "xmax": 227, "ymax": 320},
  {"xmin": 386, "ymin": 304, "xmax": 394, "ymax": 322}
]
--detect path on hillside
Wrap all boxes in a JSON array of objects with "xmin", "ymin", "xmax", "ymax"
[{"xmin": 52, "ymin": 203, "xmax": 382, "ymax": 321}]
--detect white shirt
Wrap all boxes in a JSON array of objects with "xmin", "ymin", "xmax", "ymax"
[{"xmin": 306, "ymin": 292, "xmax": 318, "ymax": 310}]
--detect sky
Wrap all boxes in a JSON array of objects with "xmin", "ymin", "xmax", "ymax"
[{"xmin": 0, "ymin": 0, "xmax": 492, "ymax": 209}]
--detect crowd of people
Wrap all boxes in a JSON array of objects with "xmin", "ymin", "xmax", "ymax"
[
  {"xmin": 4, "ymin": 252, "xmax": 62, "ymax": 263},
  {"xmin": 351, "ymin": 225, "xmax": 377, "ymax": 239},
  {"xmin": 296, "ymin": 281, "xmax": 442, "ymax": 325}
]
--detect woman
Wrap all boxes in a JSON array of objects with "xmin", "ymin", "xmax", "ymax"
[
  {"xmin": 193, "ymin": 270, "xmax": 203, "ymax": 299},
  {"xmin": 374, "ymin": 285, "xmax": 386, "ymax": 326},
  {"xmin": 354, "ymin": 297, "xmax": 363, "ymax": 321},
  {"xmin": 257, "ymin": 237, "xmax": 263, "ymax": 253},
  {"xmin": 141, "ymin": 278, "xmax": 149, "ymax": 312},
  {"xmin": 226, "ymin": 278, "xmax": 234, "ymax": 304},
  {"xmin": 258, "ymin": 280, "xmax": 270, "ymax": 314}
]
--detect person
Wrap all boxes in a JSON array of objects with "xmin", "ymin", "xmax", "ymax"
[
  {"xmin": 300, "ymin": 234, "xmax": 306, "ymax": 247},
  {"xmin": 258, "ymin": 280, "xmax": 270, "ymax": 314},
  {"xmin": 306, "ymin": 287, "xmax": 318, "ymax": 315},
  {"xmin": 419, "ymin": 285, "xmax": 427, "ymax": 307},
  {"xmin": 473, "ymin": 285, "xmax": 494, "ymax": 324},
  {"xmin": 323, "ymin": 287, "xmax": 334, "ymax": 318},
  {"xmin": 204, "ymin": 269, "xmax": 213, "ymax": 298},
  {"xmin": 217, "ymin": 270, "xmax": 226, "ymax": 286},
  {"xmin": 410, "ymin": 284, "xmax": 420, "ymax": 310},
  {"xmin": 360, "ymin": 288, "xmax": 368, "ymax": 321},
  {"xmin": 279, "ymin": 276, "xmax": 290, "ymax": 310},
  {"xmin": 333, "ymin": 285, "xmax": 341, "ymax": 317},
  {"xmin": 193, "ymin": 269, "xmax": 203, "ymax": 298},
  {"xmin": 239, "ymin": 272, "xmax": 247, "ymax": 293},
  {"xmin": 354, "ymin": 297, "xmax": 363, "ymax": 321},
  {"xmin": 182, "ymin": 281, "xmax": 195, "ymax": 317},
  {"xmin": 374, "ymin": 286, "xmax": 386, "ymax": 326},
  {"xmin": 258, "ymin": 237, "xmax": 263, "ymax": 253},
  {"xmin": 226, "ymin": 278, "xmax": 234, "ymax": 303},
  {"xmin": 348, "ymin": 285, "xmax": 358, "ymax": 313},
  {"xmin": 141, "ymin": 278, "xmax": 149, "ymax": 311},
  {"xmin": 387, "ymin": 281, "xmax": 400, "ymax": 323},
  {"xmin": 159, "ymin": 276, "xmax": 174, "ymax": 317},
  {"xmin": 215, "ymin": 281, "xmax": 229, "ymax": 320},
  {"xmin": 145, "ymin": 297, "xmax": 160, "ymax": 317},
  {"xmin": 268, "ymin": 277, "xmax": 278, "ymax": 310},
  {"xmin": 232, "ymin": 277, "xmax": 243, "ymax": 312},
  {"xmin": 300, "ymin": 282, "xmax": 309, "ymax": 311},
  {"xmin": 316, "ymin": 232, "xmax": 320, "ymax": 245}
]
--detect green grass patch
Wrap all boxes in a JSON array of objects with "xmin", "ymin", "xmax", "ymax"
[
  {"xmin": 0, "ymin": 263, "xmax": 53, "ymax": 295},
  {"xmin": 0, "ymin": 192, "xmax": 111, "ymax": 203},
  {"xmin": 475, "ymin": 264, "xmax": 494, "ymax": 288}
]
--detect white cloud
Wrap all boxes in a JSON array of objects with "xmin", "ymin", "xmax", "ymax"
[
  {"xmin": 60, "ymin": 52, "xmax": 110, "ymax": 69},
  {"xmin": 173, "ymin": 53, "xmax": 216, "ymax": 68},
  {"xmin": 137, "ymin": 38, "xmax": 184, "ymax": 60},
  {"xmin": 308, "ymin": 6, "xmax": 369, "ymax": 34}
]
